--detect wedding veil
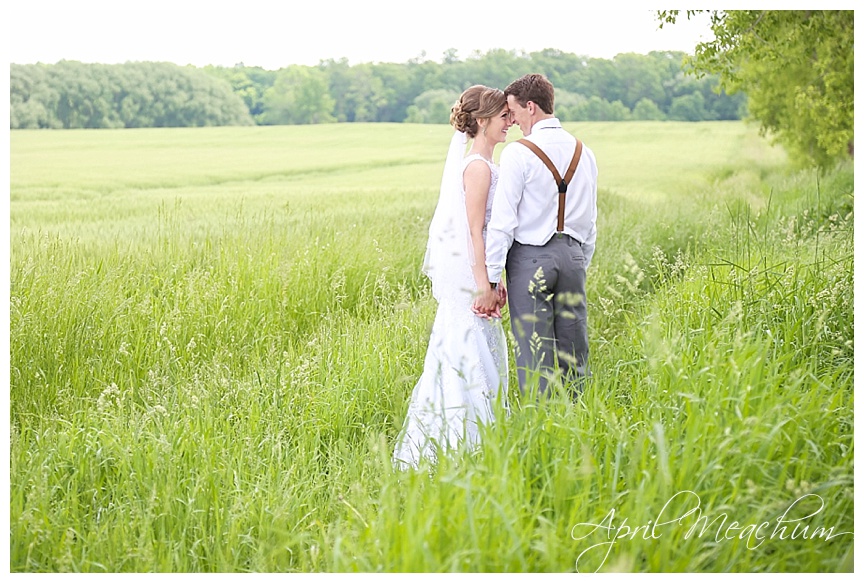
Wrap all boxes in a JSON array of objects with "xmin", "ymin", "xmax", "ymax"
[{"xmin": 422, "ymin": 130, "xmax": 476, "ymax": 301}]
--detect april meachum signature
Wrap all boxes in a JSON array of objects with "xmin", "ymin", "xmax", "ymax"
[{"xmin": 569, "ymin": 490, "xmax": 853, "ymax": 573}]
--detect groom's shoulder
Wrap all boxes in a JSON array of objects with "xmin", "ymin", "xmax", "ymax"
[
  {"xmin": 574, "ymin": 136, "xmax": 596, "ymax": 156},
  {"xmin": 570, "ymin": 132, "xmax": 595, "ymax": 154},
  {"xmin": 577, "ymin": 140, "xmax": 598, "ymax": 172},
  {"xmin": 500, "ymin": 139, "xmax": 528, "ymax": 161}
]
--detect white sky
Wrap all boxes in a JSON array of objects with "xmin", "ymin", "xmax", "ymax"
[{"xmin": 6, "ymin": 0, "xmax": 722, "ymax": 69}]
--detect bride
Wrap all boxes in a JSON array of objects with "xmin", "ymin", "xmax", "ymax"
[{"xmin": 393, "ymin": 85, "xmax": 512, "ymax": 469}]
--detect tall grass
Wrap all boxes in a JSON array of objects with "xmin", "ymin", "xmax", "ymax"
[{"xmin": 10, "ymin": 123, "xmax": 853, "ymax": 572}]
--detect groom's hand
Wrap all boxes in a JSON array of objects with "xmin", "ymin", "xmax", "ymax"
[{"xmin": 496, "ymin": 283, "xmax": 507, "ymax": 309}]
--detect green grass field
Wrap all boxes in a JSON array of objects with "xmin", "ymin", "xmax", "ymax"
[{"xmin": 10, "ymin": 122, "xmax": 854, "ymax": 572}]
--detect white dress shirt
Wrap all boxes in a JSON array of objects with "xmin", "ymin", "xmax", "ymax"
[{"xmin": 485, "ymin": 117, "xmax": 598, "ymax": 283}]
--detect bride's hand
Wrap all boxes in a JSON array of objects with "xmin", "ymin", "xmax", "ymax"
[{"xmin": 473, "ymin": 287, "xmax": 500, "ymax": 319}]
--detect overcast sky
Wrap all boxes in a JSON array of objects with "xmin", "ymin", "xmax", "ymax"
[{"xmin": 7, "ymin": 1, "xmax": 722, "ymax": 69}]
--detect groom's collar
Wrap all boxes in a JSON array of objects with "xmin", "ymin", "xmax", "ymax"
[{"xmin": 530, "ymin": 117, "xmax": 563, "ymax": 133}]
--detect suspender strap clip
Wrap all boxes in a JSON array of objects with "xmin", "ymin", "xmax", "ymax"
[{"xmin": 558, "ymin": 179, "xmax": 568, "ymax": 194}]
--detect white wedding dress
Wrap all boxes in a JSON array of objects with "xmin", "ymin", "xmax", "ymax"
[{"xmin": 393, "ymin": 139, "xmax": 509, "ymax": 470}]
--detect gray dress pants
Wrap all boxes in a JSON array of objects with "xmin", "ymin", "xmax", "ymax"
[{"xmin": 505, "ymin": 234, "xmax": 589, "ymax": 397}]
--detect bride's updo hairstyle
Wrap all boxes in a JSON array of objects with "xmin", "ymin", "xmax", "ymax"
[{"xmin": 450, "ymin": 85, "xmax": 506, "ymax": 138}]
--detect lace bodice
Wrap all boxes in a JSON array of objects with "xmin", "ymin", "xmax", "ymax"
[{"xmin": 462, "ymin": 154, "xmax": 498, "ymax": 228}]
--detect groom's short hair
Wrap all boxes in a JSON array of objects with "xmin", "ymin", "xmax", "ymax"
[{"xmin": 505, "ymin": 74, "xmax": 554, "ymax": 115}]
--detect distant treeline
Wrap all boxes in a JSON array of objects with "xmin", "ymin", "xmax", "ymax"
[
  {"xmin": 11, "ymin": 61, "xmax": 254, "ymax": 129},
  {"xmin": 11, "ymin": 50, "xmax": 746, "ymax": 129}
]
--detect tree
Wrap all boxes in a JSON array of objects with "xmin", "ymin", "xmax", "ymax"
[
  {"xmin": 129, "ymin": 63, "xmax": 253, "ymax": 127},
  {"xmin": 404, "ymin": 89, "xmax": 460, "ymax": 124},
  {"xmin": 318, "ymin": 58, "xmax": 353, "ymax": 122},
  {"xmin": 704, "ymin": 86, "xmax": 747, "ymax": 121},
  {"xmin": 613, "ymin": 53, "xmax": 666, "ymax": 110},
  {"xmin": 367, "ymin": 62, "xmax": 419, "ymax": 122},
  {"xmin": 442, "ymin": 48, "xmax": 460, "ymax": 65},
  {"xmin": 606, "ymin": 100, "xmax": 632, "ymax": 121},
  {"xmin": 669, "ymin": 92, "xmax": 707, "ymax": 121},
  {"xmin": 580, "ymin": 58, "xmax": 625, "ymax": 105},
  {"xmin": 658, "ymin": 10, "xmax": 853, "ymax": 167},
  {"xmin": 115, "ymin": 64, "xmax": 157, "ymax": 128},
  {"xmin": 11, "ymin": 64, "xmax": 59, "ymax": 128},
  {"xmin": 573, "ymin": 96, "xmax": 630, "ymax": 122},
  {"xmin": 13, "ymin": 48, "xmax": 749, "ymax": 129},
  {"xmin": 10, "ymin": 62, "xmax": 253, "ymax": 129},
  {"xmin": 262, "ymin": 66, "xmax": 335, "ymax": 125},
  {"xmin": 632, "ymin": 98, "xmax": 666, "ymax": 121},
  {"xmin": 203, "ymin": 64, "xmax": 274, "ymax": 122},
  {"xmin": 553, "ymin": 89, "xmax": 588, "ymax": 122}
]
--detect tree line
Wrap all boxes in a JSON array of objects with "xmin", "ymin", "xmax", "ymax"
[
  {"xmin": 11, "ymin": 49, "xmax": 745, "ymax": 131},
  {"xmin": 11, "ymin": 61, "xmax": 254, "ymax": 129},
  {"xmin": 209, "ymin": 49, "xmax": 746, "ymax": 124},
  {"xmin": 10, "ymin": 11, "xmax": 851, "ymax": 168}
]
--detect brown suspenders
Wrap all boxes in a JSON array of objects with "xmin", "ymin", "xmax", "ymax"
[{"xmin": 517, "ymin": 138, "xmax": 583, "ymax": 233}]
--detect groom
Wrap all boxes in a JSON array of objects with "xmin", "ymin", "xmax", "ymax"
[{"xmin": 474, "ymin": 73, "xmax": 598, "ymax": 398}]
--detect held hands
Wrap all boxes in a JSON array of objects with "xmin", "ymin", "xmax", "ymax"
[{"xmin": 472, "ymin": 283, "xmax": 507, "ymax": 319}]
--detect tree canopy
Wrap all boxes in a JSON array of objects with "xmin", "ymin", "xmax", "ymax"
[
  {"xmin": 11, "ymin": 61, "xmax": 254, "ymax": 129},
  {"xmin": 11, "ymin": 49, "xmax": 747, "ymax": 129},
  {"xmin": 658, "ymin": 10, "xmax": 853, "ymax": 167}
]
